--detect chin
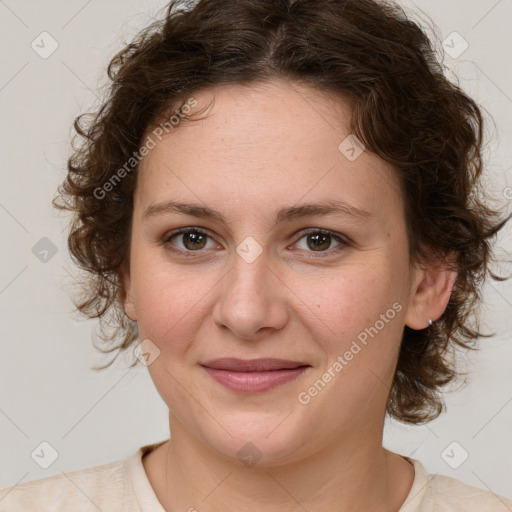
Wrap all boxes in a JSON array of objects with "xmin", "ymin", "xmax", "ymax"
[{"xmin": 196, "ymin": 411, "xmax": 312, "ymax": 468}]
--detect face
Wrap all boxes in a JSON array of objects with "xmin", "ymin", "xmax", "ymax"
[{"xmin": 123, "ymin": 80, "xmax": 428, "ymax": 466}]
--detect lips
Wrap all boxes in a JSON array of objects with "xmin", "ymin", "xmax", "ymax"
[
  {"xmin": 201, "ymin": 358, "xmax": 309, "ymax": 372},
  {"xmin": 201, "ymin": 358, "xmax": 311, "ymax": 393}
]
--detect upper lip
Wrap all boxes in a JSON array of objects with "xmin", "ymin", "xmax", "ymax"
[{"xmin": 201, "ymin": 358, "xmax": 310, "ymax": 372}]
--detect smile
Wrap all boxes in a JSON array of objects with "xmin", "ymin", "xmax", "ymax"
[{"xmin": 201, "ymin": 358, "xmax": 311, "ymax": 393}]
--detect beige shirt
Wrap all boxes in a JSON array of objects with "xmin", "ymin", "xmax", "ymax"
[{"xmin": 0, "ymin": 441, "xmax": 510, "ymax": 511}]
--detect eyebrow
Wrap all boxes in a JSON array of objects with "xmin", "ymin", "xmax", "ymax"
[{"xmin": 142, "ymin": 199, "xmax": 373, "ymax": 225}]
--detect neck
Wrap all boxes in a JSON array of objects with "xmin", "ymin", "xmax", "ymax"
[{"xmin": 143, "ymin": 416, "xmax": 414, "ymax": 512}]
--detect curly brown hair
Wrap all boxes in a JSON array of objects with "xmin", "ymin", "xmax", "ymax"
[{"xmin": 54, "ymin": 0, "xmax": 511, "ymax": 424}]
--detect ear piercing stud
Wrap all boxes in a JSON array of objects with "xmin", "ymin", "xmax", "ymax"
[{"xmin": 428, "ymin": 318, "xmax": 433, "ymax": 326}]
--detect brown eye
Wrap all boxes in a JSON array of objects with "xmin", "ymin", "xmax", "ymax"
[
  {"xmin": 293, "ymin": 229, "xmax": 349, "ymax": 258},
  {"xmin": 165, "ymin": 228, "xmax": 216, "ymax": 252},
  {"xmin": 181, "ymin": 231, "xmax": 207, "ymax": 250},
  {"xmin": 306, "ymin": 232, "xmax": 332, "ymax": 251}
]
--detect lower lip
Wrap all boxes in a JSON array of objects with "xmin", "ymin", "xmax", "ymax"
[{"xmin": 202, "ymin": 366, "xmax": 309, "ymax": 393}]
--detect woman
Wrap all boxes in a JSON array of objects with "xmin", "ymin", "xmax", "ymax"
[{"xmin": 1, "ymin": 0, "xmax": 510, "ymax": 510}]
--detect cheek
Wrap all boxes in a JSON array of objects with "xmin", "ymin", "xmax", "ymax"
[
  {"xmin": 130, "ymin": 257, "xmax": 218, "ymax": 354},
  {"xmin": 298, "ymin": 270, "xmax": 404, "ymax": 397},
  {"xmin": 293, "ymin": 261, "xmax": 399, "ymax": 342},
  {"xmin": 294, "ymin": 262, "xmax": 407, "ymax": 407}
]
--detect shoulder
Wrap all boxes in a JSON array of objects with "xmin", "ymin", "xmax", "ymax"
[
  {"xmin": 0, "ymin": 454, "xmax": 133, "ymax": 512},
  {"xmin": 404, "ymin": 458, "xmax": 512, "ymax": 511},
  {"xmin": 427, "ymin": 472, "xmax": 512, "ymax": 511}
]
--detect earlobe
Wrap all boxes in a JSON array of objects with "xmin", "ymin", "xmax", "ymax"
[
  {"xmin": 123, "ymin": 294, "xmax": 137, "ymax": 322},
  {"xmin": 120, "ymin": 263, "xmax": 137, "ymax": 321},
  {"xmin": 404, "ymin": 255, "xmax": 457, "ymax": 330}
]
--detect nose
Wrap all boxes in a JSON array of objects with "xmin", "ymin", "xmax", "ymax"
[{"xmin": 212, "ymin": 249, "xmax": 289, "ymax": 340}]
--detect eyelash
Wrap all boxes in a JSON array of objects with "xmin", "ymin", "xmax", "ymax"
[{"xmin": 162, "ymin": 227, "xmax": 351, "ymax": 259}]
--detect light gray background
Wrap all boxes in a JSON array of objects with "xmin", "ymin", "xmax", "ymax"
[{"xmin": 1, "ymin": 0, "xmax": 511, "ymax": 501}]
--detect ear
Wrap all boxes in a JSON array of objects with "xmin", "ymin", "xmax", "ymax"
[
  {"xmin": 120, "ymin": 261, "xmax": 137, "ymax": 321},
  {"xmin": 404, "ymin": 252, "xmax": 457, "ymax": 330}
]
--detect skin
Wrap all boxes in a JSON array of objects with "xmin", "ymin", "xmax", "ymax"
[{"xmin": 122, "ymin": 79, "xmax": 456, "ymax": 511}]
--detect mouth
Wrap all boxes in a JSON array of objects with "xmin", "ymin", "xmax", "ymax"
[{"xmin": 200, "ymin": 358, "xmax": 311, "ymax": 393}]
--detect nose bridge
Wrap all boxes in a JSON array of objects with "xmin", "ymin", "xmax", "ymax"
[
  {"xmin": 227, "ymin": 246, "xmax": 272, "ymax": 308},
  {"xmin": 213, "ymin": 244, "xmax": 288, "ymax": 338}
]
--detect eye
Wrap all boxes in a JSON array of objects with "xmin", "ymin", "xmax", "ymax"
[
  {"xmin": 292, "ymin": 229, "xmax": 349, "ymax": 257},
  {"xmin": 162, "ymin": 227, "xmax": 350, "ymax": 259},
  {"xmin": 164, "ymin": 228, "xmax": 219, "ymax": 254}
]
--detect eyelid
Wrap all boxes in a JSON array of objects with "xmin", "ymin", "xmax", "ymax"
[
  {"xmin": 293, "ymin": 227, "xmax": 351, "ymax": 245},
  {"xmin": 290, "ymin": 228, "xmax": 351, "ymax": 257},
  {"xmin": 164, "ymin": 226, "xmax": 210, "ymax": 241},
  {"xmin": 164, "ymin": 226, "xmax": 220, "ymax": 250}
]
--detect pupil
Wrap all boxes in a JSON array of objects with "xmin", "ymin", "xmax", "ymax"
[
  {"xmin": 184, "ymin": 232, "xmax": 206, "ymax": 250},
  {"xmin": 308, "ymin": 233, "xmax": 330, "ymax": 251}
]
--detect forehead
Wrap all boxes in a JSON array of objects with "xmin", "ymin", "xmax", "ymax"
[{"xmin": 135, "ymin": 81, "xmax": 403, "ymax": 223}]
